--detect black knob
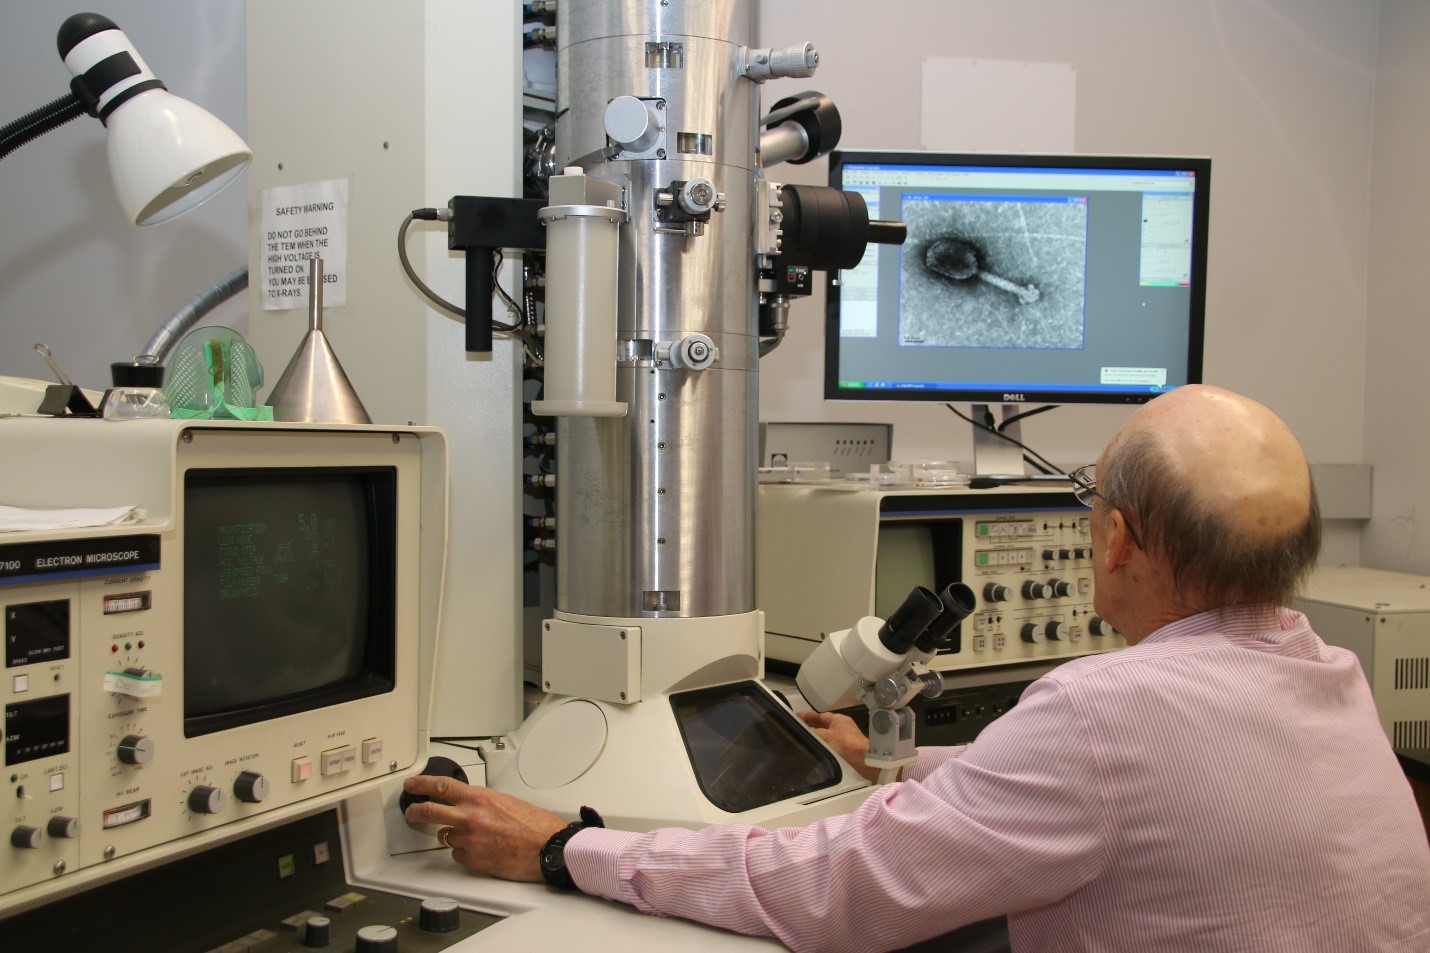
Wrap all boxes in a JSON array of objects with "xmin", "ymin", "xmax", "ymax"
[
  {"xmin": 11, "ymin": 825, "xmax": 43, "ymax": 849},
  {"xmin": 1041, "ymin": 548, "xmax": 1057, "ymax": 561},
  {"xmin": 47, "ymin": 816, "xmax": 80, "ymax": 838},
  {"xmin": 188, "ymin": 784, "xmax": 226, "ymax": 815},
  {"xmin": 303, "ymin": 916, "xmax": 332, "ymax": 948},
  {"xmin": 1089, "ymin": 616, "xmax": 1112, "ymax": 637},
  {"xmin": 1020, "ymin": 623, "xmax": 1045, "ymax": 644},
  {"xmin": 117, "ymin": 734, "xmax": 154, "ymax": 765},
  {"xmin": 397, "ymin": 757, "xmax": 470, "ymax": 814},
  {"xmin": 1046, "ymin": 621, "xmax": 1068, "ymax": 641},
  {"xmin": 1076, "ymin": 546, "xmax": 1093, "ymax": 558},
  {"xmin": 234, "ymin": 771, "xmax": 269, "ymax": 804},
  {"xmin": 355, "ymin": 924, "xmax": 399, "ymax": 952},
  {"xmin": 1051, "ymin": 579, "xmax": 1073, "ymax": 598},
  {"xmin": 983, "ymin": 583, "xmax": 1009, "ymax": 603},
  {"xmin": 419, "ymin": 896, "xmax": 461, "ymax": 933},
  {"xmin": 1022, "ymin": 580, "xmax": 1049, "ymax": 600}
]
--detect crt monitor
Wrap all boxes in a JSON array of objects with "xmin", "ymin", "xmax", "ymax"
[{"xmin": 825, "ymin": 151, "xmax": 1210, "ymax": 469}]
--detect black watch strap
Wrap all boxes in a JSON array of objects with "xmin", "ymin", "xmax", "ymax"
[{"xmin": 538, "ymin": 805, "xmax": 604, "ymax": 891}]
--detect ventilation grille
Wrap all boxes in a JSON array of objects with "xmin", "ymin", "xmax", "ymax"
[
  {"xmin": 1393, "ymin": 720, "xmax": 1430, "ymax": 750},
  {"xmin": 1394, "ymin": 657, "xmax": 1430, "ymax": 691}
]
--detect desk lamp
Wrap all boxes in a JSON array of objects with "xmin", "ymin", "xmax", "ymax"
[
  {"xmin": 0, "ymin": 12, "xmax": 251, "ymax": 225},
  {"xmin": 0, "ymin": 12, "xmax": 251, "ymax": 414}
]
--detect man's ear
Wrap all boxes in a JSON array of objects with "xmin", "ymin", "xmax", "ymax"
[{"xmin": 1102, "ymin": 508, "xmax": 1137, "ymax": 573}]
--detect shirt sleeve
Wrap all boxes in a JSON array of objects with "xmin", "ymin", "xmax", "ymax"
[{"xmin": 564, "ymin": 678, "xmax": 1108, "ymax": 953}]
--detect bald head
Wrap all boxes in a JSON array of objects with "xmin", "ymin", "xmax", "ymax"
[
  {"xmin": 1098, "ymin": 385, "xmax": 1321, "ymax": 612},
  {"xmin": 1114, "ymin": 385, "xmax": 1313, "ymax": 543}
]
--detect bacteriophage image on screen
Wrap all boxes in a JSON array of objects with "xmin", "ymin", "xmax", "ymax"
[{"xmin": 899, "ymin": 195, "xmax": 1088, "ymax": 350}]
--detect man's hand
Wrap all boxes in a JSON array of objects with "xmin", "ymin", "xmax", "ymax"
[
  {"xmin": 403, "ymin": 775, "xmax": 567, "ymax": 882},
  {"xmin": 798, "ymin": 710, "xmax": 884, "ymax": 783}
]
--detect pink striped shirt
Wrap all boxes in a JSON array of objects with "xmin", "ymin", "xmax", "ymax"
[{"xmin": 568, "ymin": 607, "xmax": 1430, "ymax": 952}]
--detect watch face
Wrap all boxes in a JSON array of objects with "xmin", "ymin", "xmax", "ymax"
[{"xmin": 541, "ymin": 846, "xmax": 562, "ymax": 873}]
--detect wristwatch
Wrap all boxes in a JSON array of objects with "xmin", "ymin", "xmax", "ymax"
[{"xmin": 538, "ymin": 805, "xmax": 604, "ymax": 891}]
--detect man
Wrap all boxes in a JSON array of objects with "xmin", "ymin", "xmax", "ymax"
[{"xmin": 405, "ymin": 385, "xmax": 1430, "ymax": 952}]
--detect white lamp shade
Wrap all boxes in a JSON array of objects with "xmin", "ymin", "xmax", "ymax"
[{"xmin": 105, "ymin": 87, "xmax": 251, "ymax": 226}]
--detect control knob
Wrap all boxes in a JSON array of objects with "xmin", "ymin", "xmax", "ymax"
[
  {"xmin": 1022, "ymin": 580, "xmax": 1050, "ymax": 600},
  {"xmin": 234, "ymin": 770, "xmax": 269, "ymax": 804},
  {"xmin": 117, "ymin": 734, "xmax": 155, "ymax": 766},
  {"xmin": 982, "ymin": 583, "xmax": 1010, "ymax": 603},
  {"xmin": 1089, "ymin": 616, "xmax": 1114, "ymax": 637},
  {"xmin": 1046, "ymin": 621, "xmax": 1069, "ymax": 641},
  {"xmin": 303, "ymin": 915, "xmax": 332, "ymax": 948},
  {"xmin": 419, "ymin": 897, "xmax": 462, "ymax": 933},
  {"xmin": 1041, "ymin": 548, "xmax": 1057, "ymax": 561},
  {"xmin": 10, "ymin": 825, "xmax": 43, "ymax": 849},
  {"xmin": 188, "ymin": 784, "xmax": 227, "ymax": 815},
  {"xmin": 1075, "ymin": 546, "xmax": 1093, "ymax": 559},
  {"xmin": 1058, "ymin": 548, "xmax": 1073, "ymax": 560},
  {"xmin": 47, "ymin": 816, "xmax": 80, "ymax": 838},
  {"xmin": 1050, "ymin": 579, "xmax": 1074, "ymax": 598},
  {"xmin": 1020, "ymin": 623, "xmax": 1046, "ymax": 644},
  {"xmin": 354, "ymin": 924, "xmax": 399, "ymax": 952}
]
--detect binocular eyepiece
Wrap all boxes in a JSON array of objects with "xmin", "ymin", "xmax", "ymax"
[{"xmin": 877, "ymin": 582, "xmax": 977, "ymax": 657}]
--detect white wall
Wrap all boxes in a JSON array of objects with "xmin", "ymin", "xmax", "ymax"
[
  {"xmin": 1362, "ymin": 0, "xmax": 1430, "ymax": 574},
  {"xmin": 0, "ymin": 1, "xmax": 248, "ymax": 390},
  {"xmin": 758, "ymin": 1, "xmax": 1379, "ymax": 486},
  {"xmin": 0, "ymin": 1, "xmax": 1396, "ymax": 568}
]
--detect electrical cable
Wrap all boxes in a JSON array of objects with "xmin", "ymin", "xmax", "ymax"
[
  {"xmin": 945, "ymin": 403, "xmax": 1066, "ymax": 476},
  {"xmin": 491, "ymin": 249, "xmax": 523, "ymax": 331},
  {"xmin": 996, "ymin": 404, "xmax": 1058, "ymax": 430},
  {"xmin": 398, "ymin": 210, "xmax": 538, "ymax": 358},
  {"xmin": 397, "ymin": 210, "xmax": 465, "ymax": 318}
]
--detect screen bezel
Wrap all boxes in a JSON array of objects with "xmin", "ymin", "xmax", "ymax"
[
  {"xmin": 181, "ymin": 466, "xmax": 399, "ymax": 738},
  {"xmin": 824, "ymin": 150, "xmax": 1210, "ymax": 405}
]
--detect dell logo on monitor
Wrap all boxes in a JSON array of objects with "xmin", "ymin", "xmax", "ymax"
[{"xmin": 1003, "ymin": 393, "xmax": 1027, "ymax": 402}]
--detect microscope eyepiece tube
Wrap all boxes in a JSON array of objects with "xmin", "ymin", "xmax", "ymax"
[{"xmin": 878, "ymin": 586, "xmax": 944, "ymax": 655}]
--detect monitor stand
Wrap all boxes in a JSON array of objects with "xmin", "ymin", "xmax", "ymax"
[{"xmin": 970, "ymin": 403, "xmax": 1027, "ymax": 476}]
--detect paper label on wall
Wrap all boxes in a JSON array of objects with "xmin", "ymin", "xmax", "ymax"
[
  {"xmin": 260, "ymin": 178, "xmax": 349, "ymax": 310},
  {"xmin": 921, "ymin": 57, "xmax": 1076, "ymax": 153}
]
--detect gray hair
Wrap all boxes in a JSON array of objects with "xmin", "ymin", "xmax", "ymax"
[{"xmin": 1099, "ymin": 429, "xmax": 1322, "ymax": 610}]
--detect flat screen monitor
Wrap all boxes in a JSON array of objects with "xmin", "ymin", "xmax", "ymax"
[
  {"xmin": 182, "ymin": 467, "xmax": 398, "ymax": 737},
  {"xmin": 824, "ymin": 151, "xmax": 1209, "ymax": 409}
]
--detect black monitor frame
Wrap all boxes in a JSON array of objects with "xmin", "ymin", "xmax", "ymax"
[{"xmin": 824, "ymin": 150, "xmax": 1210, "ymax": 408}]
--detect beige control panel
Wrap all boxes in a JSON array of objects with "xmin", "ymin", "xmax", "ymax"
[
  {"xmin": 759, "ymin": 484, "xmax": 1124, "ymax": 670},
  {"xmin": 0, "ymin": 421, "xmax": 445, "ymax": 918}
]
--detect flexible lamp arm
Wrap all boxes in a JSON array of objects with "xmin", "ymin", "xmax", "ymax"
[{"xmin": 0, "ymin": 93, "xmax": 86, "ymax": 162}]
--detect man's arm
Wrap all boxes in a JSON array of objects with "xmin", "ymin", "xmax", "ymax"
[{"xmin": 567, "ymin": 680, "xmax": 1106, "ymax": 952}]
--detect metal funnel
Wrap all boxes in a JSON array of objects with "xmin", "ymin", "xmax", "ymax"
[{"xmin": 266, "ymin": 258, "xmax": 371, "ymax": 424}]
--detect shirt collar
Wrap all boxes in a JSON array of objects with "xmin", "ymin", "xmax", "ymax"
[{"xmin": 1142, "ymin": 604, "xmax": 1289, "ymax": 645}]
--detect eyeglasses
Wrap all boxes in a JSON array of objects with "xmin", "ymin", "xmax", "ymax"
[{"xmin": 1068, "ymin": 464, "xmax": 1145, "ymax": 550}]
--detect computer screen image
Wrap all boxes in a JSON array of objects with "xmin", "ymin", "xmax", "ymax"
[{"xmin": 826, "ymin": 151, "xmax": 1209, "ymax": 407}]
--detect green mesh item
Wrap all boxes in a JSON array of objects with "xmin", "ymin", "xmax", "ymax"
[{"xmin": 164, "ymin": 327, "xmax": 273, "ymax": 421}]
